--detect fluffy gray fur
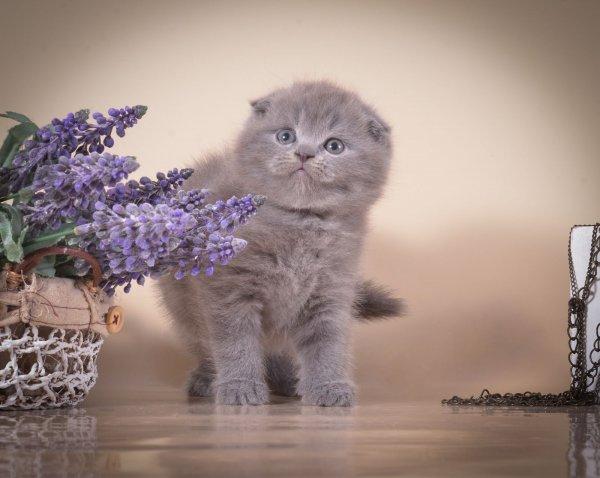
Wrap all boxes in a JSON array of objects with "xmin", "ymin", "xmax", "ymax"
[{"xmin": 158, "ymin": 81, "xmax": 401, "ymax": 407}]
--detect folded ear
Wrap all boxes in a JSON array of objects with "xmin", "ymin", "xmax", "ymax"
[
  {"xmin": 367, "ymin": 114, "xmax": 391, "ymax": 142},
  {"xmin": 249, "ymin": 96, "xmax": 271, "ymax": 116}
]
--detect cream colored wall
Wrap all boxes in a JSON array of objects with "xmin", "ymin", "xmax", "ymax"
[{"xmin": 2, "ymin": 0, "xmax": 599, "ymax": 401}]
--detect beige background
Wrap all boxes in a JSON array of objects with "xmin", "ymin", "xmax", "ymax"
[{"xmin": 1, "ymin": 0, "xmax": 600, "ymax": 402}]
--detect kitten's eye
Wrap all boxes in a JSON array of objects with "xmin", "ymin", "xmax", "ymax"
[
  {"xmin": 324, "ymin": 138, "xmax": 345, "ymax": 155},
  {"xmin": 276, "ymin": 129, "xmax": 296, "ymax": 145}
]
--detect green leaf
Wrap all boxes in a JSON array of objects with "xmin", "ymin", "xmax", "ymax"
[
  {"xmin": 33, "ymin": 255, "xmax": 56, "ymax": 277},
  {"xmin": 22, "ymin": 237, "xmax": 61, "ymax": 256},
  {"xmin": 0, "ymin": 132, "xmax": 21, "ymax": 167},
  {"xmin": 18, "ymin": 226, "xmax": 27, "ymax": 247},
  {"xmin": 22, "ymin": 223, "xmax": 76, "ymax": 255},
  {"xmin": 0, "ymin": 111, "xmax": 34, "ymax": 124},
  {"xmin": 0, "ymin": 142, "xmax": 20, "ymax": 169},
  {"xmin": 0, "ymin": 211, "xmax": 23, "ymax": 262},
  {"xmin": 0, "ymin": 121, "xmax": 38, "ymax": 168},
  {"xmin": 0, "ymin": 204, "xmax": 23, "ymax": 238},
  {"xmin": 9, "ymin": 122, "xmax": 39, "ymax": 141}
]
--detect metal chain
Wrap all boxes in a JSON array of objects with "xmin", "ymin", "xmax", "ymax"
[{"xmin": 443, "ymin": 223, "xmax": 600, "ymax": 407}]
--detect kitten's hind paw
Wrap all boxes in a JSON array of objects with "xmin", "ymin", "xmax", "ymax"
[
  {"xmin": 186, "ymin": 364, "xmax": 215, "ymax": 397},
  {"xmin": 266, "ymin": 354, "xmax": 299, "ymax": 397},
  {"xmin": 215, "ymin": 379, "xmax": 269, "ymax": 406},
  {"xmin": 301, "ymin": 381, "xmax": 356, "ymax": 407},
  {"xmin": 269, "ymin": 377, "xmax": 298, "ymax": 398}
]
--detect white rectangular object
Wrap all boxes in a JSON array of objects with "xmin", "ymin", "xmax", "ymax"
[{"xmin": 570, "ymin": 225, "xmax": 600, "ymax": 393}]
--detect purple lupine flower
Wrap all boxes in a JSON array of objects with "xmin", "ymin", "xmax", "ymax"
[
  {"xmin": 12, "ymin": 109, "xmax": 87, "ymax": 171},
  {"xmin": 196, "ymin": 194, "xmax": 266, "ymax": 234},
  {"xmin": 167, "ymin": 188, "xmax": 210, "ymax": 212},
  {"xmin": 154, "ymin": 194, "xmax": 264, "ymax": 280},
  {"xmin": 172, "ymin": 233, "xmax": 247, "ymax": 280},
  {"xmin": 1, "ymin": 103, "xmax": 267, "ymax": 295},
  {"xmin": 73, "ymin": 201, "xmax": 199, "ymax": 293},
  {"xmin": 9, "ymin": 110, "xmax": 90, "ymax": 192},
  {"xmin": 80, "ymin": 105, "xmax": 147, "ymax": 154},
  {"xmin": 22, "ymin": 152, "xmax": 139, "ymax": 232},
  {"xmin": 5, "ymin": 106, "xmax": 146, "ymax": 194},
  {"xmin": 202, "ymin": 233, "xmax": 246, "ymax": 275},
  {"xmin": 105, "ymin": 168, "xmax": 194, "ymax": 205},
  {"xmin": 73, "ymin": 195, "xmax": 263, "ymax": 294}
]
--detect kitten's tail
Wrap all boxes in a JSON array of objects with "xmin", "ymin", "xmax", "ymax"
[{"xmin": 354, "ymin": 280, "xmax": 405, "ymax": 321}]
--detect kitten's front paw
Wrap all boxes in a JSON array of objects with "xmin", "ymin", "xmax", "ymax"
[
  {"xmin": 301, "ymin": 381, "xmax": 356, "ymax": 407},
  {"xmin": 215, "ymin": 379, "xmax": 269, "ymax": 406}
]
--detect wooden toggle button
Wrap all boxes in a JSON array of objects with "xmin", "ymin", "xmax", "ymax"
[{"xmin": 105, "ymin": 306, "xmax": 124, "ymax": 334}]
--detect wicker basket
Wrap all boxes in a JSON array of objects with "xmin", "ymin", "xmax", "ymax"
[{"xmin": 0, "ymin": 248, "xmax": 123, "ymax": 410}]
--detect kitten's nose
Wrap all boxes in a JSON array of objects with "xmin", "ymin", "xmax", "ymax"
[{"xmin": 295, "ymin": 151, "xmax": 314, "ymax": 163}]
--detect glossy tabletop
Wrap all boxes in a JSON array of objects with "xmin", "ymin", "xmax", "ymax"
[{"xmin": 1, "ymin": 387, "xmax": 598, "ymax": 477}]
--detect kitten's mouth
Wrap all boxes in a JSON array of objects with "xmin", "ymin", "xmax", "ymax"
[
  {"xmin": 290, "ymin": 163, "xmax": 312, "ymax": 180},
  {"xmin": 293, "ymin": 164, "xmax": 308, "ymax": 175}
]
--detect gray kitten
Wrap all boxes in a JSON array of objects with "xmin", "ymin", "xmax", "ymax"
[{"xmin": 158, "ymin": 81, "xmax": 401, "ymax": 407}]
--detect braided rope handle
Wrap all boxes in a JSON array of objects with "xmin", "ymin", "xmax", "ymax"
[{"xmin": 13, "ymin": 247, "xmax": 102, "ymax": 287}]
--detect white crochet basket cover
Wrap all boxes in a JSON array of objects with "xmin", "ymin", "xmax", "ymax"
[{"xmin": 0, "ymin": 270, "xmax": 115, "ymax": 410}]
